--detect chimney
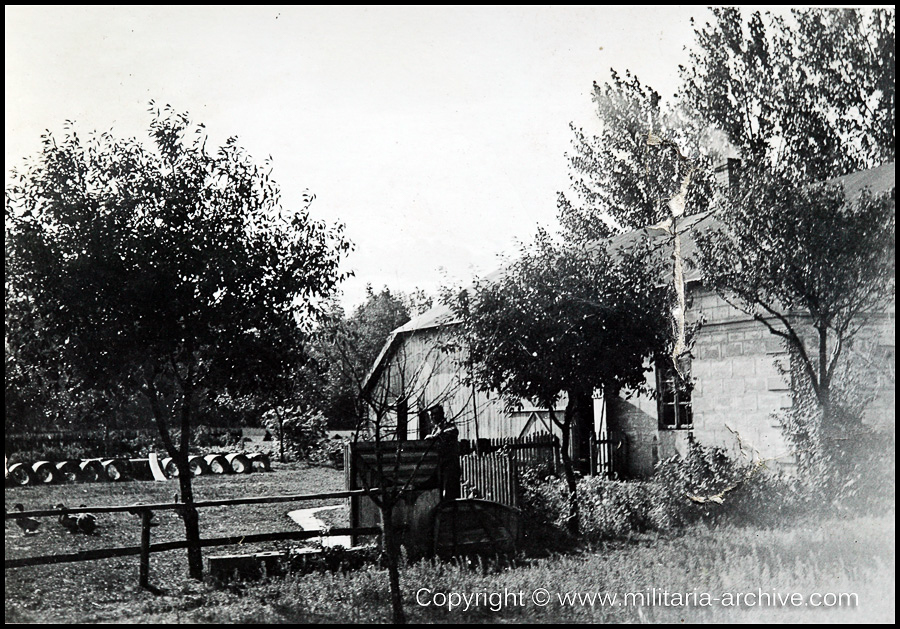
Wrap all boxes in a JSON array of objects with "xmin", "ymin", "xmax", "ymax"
[{"xmin": 713, "ymin": 158, "xmax": 741, "ymax": 192}]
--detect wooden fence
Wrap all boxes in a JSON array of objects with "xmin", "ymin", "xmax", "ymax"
[
  {"xmin": 593, "ymin": 431, "xmax": 628, "ymax": 479},
  {"xmin": 459, "ymin": 453, "xmax": 518, "ymax": 508},
  {"xmin": 345, "ymin": 438, "xmax": 459, "ymax": 558},
  {"xmin": 459, "ymin": 432, "xmax": 559, "ymax": 473},
  {"xmin": 5, "ymin": 489, "xmax": 382, "ymax": 587}
]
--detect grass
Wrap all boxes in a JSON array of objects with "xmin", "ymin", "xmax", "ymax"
[
  {"xmin": 6, "ymin": 466, "xmax": 895, "ymax": 623},
  {"xmin": 5, "ymin": 462, "xmax": 345, "ymax": 623}
]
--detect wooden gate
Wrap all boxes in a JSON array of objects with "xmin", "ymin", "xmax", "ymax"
[
  {"xmin": 460, "ymin": 453, "xmax": 518, "ymax": 507},
  {"xmin": 345, "ymin": 438, "xmax": 459, "ymax": 558},
  {"xmin": 593, "ymin": 431, "xmax": 628, "ymax": 479}
]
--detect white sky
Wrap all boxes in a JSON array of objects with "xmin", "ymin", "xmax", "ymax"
[{"xmin": 6, "ymin": 5, "xmax": 757, "ymax": 309}]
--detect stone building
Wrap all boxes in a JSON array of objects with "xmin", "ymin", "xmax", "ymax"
[{"xmin": 363, "ymin": 162, "xmax": 895, "ymax": 477}]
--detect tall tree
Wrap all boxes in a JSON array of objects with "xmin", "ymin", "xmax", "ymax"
[
  {"xmin": 446, "ymin": 230, "xmax": 673, "ymax": 534},
  {"xmin": 682, "ymin": 7, "xmax": 896, "ymax": 469},
  {"xmin": 558, "ymin": 69, "xmax": 717, "ymax": 240},
  {"xmin": 680, "ymin": 7, "xmax": 895, "ymax": 180},
  {"xmin": 312, "ymin": 286, "xmax": 412, "ymax": 429},
  {"xmin": 693, "ymin": 166, "xmax": 895, "ymax": 463},
  {"xmin": 5, "ymin": 105, "xmax": 351, "ymax": 579}
]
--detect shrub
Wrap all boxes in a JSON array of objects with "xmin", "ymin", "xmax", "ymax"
[
  {"xmin": 262, "ymin": 408, "xmax": 328, "ymax": 462},
  {"xmin": 308, "ymin": 436, "xmax": 348, "ymax": 469},
  {"xmin": 652, "ymin": 436, "xmax": 802, "ymax": 529},
  {"xmin": 516, "ymin": 467, "xmax": 573, "ymax": 554},
  {"xmin": 576, "ymin": 477, "xmax": 664, "ymax": 541}
]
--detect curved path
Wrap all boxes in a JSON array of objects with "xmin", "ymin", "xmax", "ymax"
[{"xmin": 287, "ymin": 505, "xmax": 350, "ymax": 548}]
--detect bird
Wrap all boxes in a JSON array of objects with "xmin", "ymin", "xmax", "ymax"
[
  {"xmin": 127, "ymin": 505, "xmax": 161, "ymax": 528},
  {"xmin": 55, "ymin": 503, "xmax": 79, "ymax": 534},
  {"xmin": 75, "ymin": 505, "xmax": 97, "ymax": 534},
  {"xmin": 13, "ymin": 504, "xmax": 40, "ymax": 536}
]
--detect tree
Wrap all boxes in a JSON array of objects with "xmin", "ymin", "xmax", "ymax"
[
  {"xmin": 445, "ymin": 230, "xmax": 674, "ymax": 535},
  {"xmin": 682, "ymin": 7, "xmax": 896, "ymax": 470},
  {"xmin": 5, "ymin": 105, "xmax": 351, "ymax": 579},
  {"xmin": 693, "ymin": 167, "xmax": 895, "ymax": 465},
  {"xmin": 558, "ymin": 69, "xmax": 717, "ymax": 240},
  {"xmin": 311, "ymin": 286, "xmax": 412, "ymax": 429},
  {"xmin": 680, "ymin": 7, "xmax": 895, "ymax": 181},
  {"xmin": 326, "ymin": 304, "xmax": 463, "ymax": 624}
]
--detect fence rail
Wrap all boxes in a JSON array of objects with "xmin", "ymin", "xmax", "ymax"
[
  {"xmin": 5, "ymin": 527, "xmax": 382, "ymax": 569},
  {"xmin": 5, "ymin": 488, "xmax": 385, "ymax": 586}
]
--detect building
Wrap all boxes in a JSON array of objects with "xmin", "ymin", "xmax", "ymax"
[{"xmin": 362, "ymin": 162, "xmax": 895, "ymax": 477}]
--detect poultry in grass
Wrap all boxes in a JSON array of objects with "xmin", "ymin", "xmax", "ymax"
[
  {"xmin": 75, "ymin": 504, "xmax": 97, "ymax": 534},
  {"xmin": 55, "ymin": 503, "xmax": 80, "ymax": 534},
  {"xmin": 13, "ymin": 503, "xmax": 40, "ymax": 535}
]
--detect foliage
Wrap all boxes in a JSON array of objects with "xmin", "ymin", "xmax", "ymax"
[
  {"xmin": 307, "ymin": 435, "xmax": 349, "ymax": 469},
  {"xmin": 681, "ymin": 7, "xmax": 895, "ymax": 181},
  {"xmin": 5, "ymin": 104, "xmax": 351, "ymax": 578},
  {"xmin": 309, "ymin": 286, "xmax": 412, "ymax": 429},
  {"xmin": 516, "ymin": 468, "xmax": 573, "ymax": 554},
  {"xmin": 519, "ymin": 438, "xmax": 805, "ymax": 545},
  {"xmin": 445, "ymin": 228, "xmax": 674, "ymax": 534},
  {"xmin": 694, "ymin": 167, "xmax": 894, "ymax": 447},
  {"xmin": 653, "ymin": 437, "xmax": 802, "ymax": 529},
  {"xmin": 447, "ymin": 230, "xmax": 673, "ymax": 412},
  {"xmin": 684, "ymin": 6, "xmax": 895, "ymax": 492},
  {"xmin": 261, "ymin": 407, "xmax": 328, "ymax": 461},
  {"xmin": 559, "ymin": 69, "xmax": 717, "ymax": 238},
  {"xmin": 576, "ymin": 477, "xmax": 665, "ymax": 541},
  {"xmin": 776, "ymin": 339, "xmax": 895, "ymax": 513}
]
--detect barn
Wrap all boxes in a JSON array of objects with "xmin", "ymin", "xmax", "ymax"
[{"xmin": 362, "ymin": 162, "xmax": 895, "ymax": 478}]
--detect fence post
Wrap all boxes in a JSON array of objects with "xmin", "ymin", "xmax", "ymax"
[{"xmin": 139, "ymin": 510, "xmax": 153, "ymax": 588}]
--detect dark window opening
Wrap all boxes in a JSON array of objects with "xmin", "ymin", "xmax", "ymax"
[
  {"xmin": 396, "ymin": 398, "xmax": 408, "ymax": 441},
  {"xmin": 657, "ymin": 356, "xmax": 693, "ymax": 430}
]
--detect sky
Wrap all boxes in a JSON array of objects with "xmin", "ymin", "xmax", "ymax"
[{"xmin": 7, "ymin": 6, "xmax": 738, "ymax": 310}]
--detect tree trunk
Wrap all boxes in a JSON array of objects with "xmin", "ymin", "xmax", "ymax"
[
  {"xmin": 559, "ymin": 428, "xmax": 579, "ymax": 537},
  {"xmin": 143, "ymin": 374, "xmax": 203, "ymax": 579},
  {"xmin": 380, "ymin": 503, "xmax": 406, "ymax": 624},
  {"xmin": 178, "ymin": 374, "xmax": 203, "ymax": 580},
  {"xmin": 178, "ymin": 462, "xmax": 204, "ymax": 580},
  {"xmin": 276, "ymin": 407, "xmax": 286, "ymax": 464},
  {"xmin": 553, "ymin": 402, "xmax": 579, "ymax": 538}
]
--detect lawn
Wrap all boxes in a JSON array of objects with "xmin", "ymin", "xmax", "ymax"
[
  {"xmin": 5, "ymin": 465, "xmax": 895, "ymax": 623},
  {"xmin": 5, "ymin": 462, "xmax": 347, "ymax": 623}
]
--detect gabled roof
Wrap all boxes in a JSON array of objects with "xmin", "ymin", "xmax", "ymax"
[{"xmin": 363, "ymin": 161, "xmax": 895, "ymax": 391}]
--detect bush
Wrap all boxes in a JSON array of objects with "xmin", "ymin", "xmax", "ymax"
[
  {"xmin": 576, "ymin": 477, "xmax": 665, "ymax": 541},
  {"xmin": 308, "ymin": 436, "xmax": 348, "ymax": 469},
  {"xmin": 262, "ymin": 408, "xmax": 328, "ymax": 462},
  {"xmin": 516, "ymin": 468, "xmax": 573, "ymax": 554},
  {"xmin": 652, "ymin": 436, "xmax": 802, "ymax": 529},
  {"xmin": 515, "ymin": 438, "xmax": 806, "ymax": 551}
]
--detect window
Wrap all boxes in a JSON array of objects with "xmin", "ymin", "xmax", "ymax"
[
  {"xmin": 396, "ymin": 398, "xmax": 408, "ymax": 441},
  {"xmin": 657, "ymin": 357, "xmax": 693, "ymax": 430}
]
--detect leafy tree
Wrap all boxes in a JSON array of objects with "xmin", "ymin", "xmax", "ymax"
[
  {"xmin": 445, "ymin": 230, "xmax": 673, "ymax": 534},
  {"xmin": 5, "ymin": 105, "xmax": 351, "ymax": 579},
  {"xmin": 682, "ymin": 7, "xmax": 896, "ymax": 471},
  {"xmin": 558, "ymin": 69, "xmax": 717, "ymax": 240},
  {"xmin": 312, "ymin": 286, "xmax": 411, "ymax": 429},
  {"xmin": 680, "ymin": 7, "xmax": 895, "ymax": 180},
  {"xmin": 693, "ymin": 168, "xmax": 895, "ymax": 465}
]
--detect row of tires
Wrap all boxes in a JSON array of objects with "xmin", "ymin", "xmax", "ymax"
[{"xmin": 5, "ymin": 452, "xmax": 271, "ymax": 486}]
